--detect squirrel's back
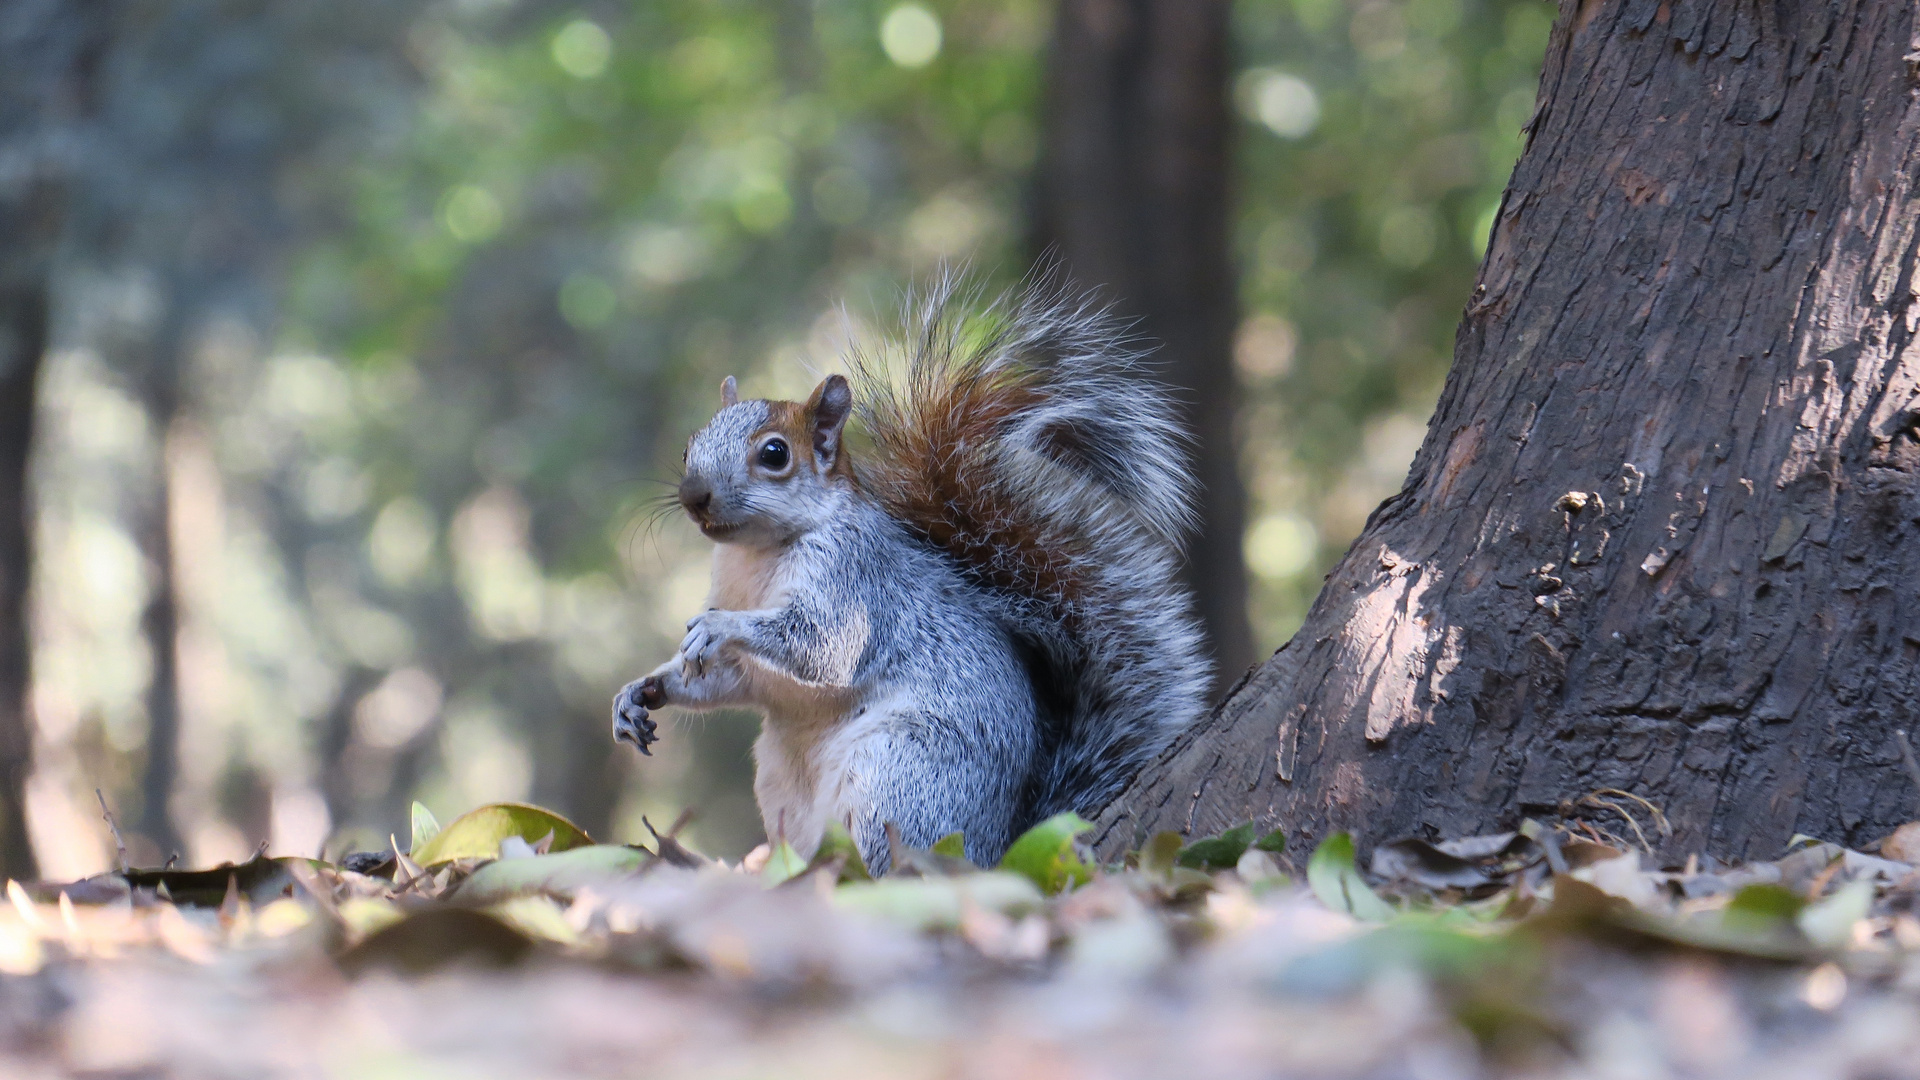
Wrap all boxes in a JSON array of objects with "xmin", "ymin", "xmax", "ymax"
[{"xmin": 850, "ymin": 277, "xmax": 1211, "ymax": 822}]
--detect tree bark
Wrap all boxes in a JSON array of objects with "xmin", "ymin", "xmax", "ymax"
[
  {"xmin": 1036, "ymin": 0, "xmax": 1253, "ymax": 693},
  {"xmin": 1098, "ymin": 0, "xmax": 1920, "ymax": 864}
]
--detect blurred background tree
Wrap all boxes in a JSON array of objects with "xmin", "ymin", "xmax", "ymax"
[
  {"xmin": 6, "ymin": 0, "xmax": 1551, "ymax": 875},
  {"xmin": 1039, "ymin": 0, "xmax": 1251, "ymax": 692}
]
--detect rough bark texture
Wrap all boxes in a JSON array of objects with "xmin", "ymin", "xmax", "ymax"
[
  {"xmin": 1098, "ymin": 0, "xmax": 1920, "ymax": 864},
  {"xmin": 1036, "ymin": 0, "xmax": 1253, "ymax": 693}
]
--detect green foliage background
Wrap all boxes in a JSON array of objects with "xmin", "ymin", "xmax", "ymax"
[{"xmin": 30, "ymin": 0, "xmax": 1550, "ymax": 870}]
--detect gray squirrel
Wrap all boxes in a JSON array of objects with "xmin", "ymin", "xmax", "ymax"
[{"xmin": 611, "ymin": 280, "xmax": 1210, "ymax": 872}]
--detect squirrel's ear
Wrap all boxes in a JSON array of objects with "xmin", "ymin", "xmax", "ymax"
[
  {"xmin": 807, "ymin": 374, "xmax": 852, "ymax": 467},
  {"xmin": 720, "ymin": 375, "xmax": 739, "ymax": 407}
]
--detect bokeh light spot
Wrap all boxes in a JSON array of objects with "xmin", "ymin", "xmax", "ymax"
[
  {"xmin": 1246, "ymin": 513, "xmax": 1319, "ymax": 581},
  {"xmin": 881, "ymin": 5, "xmax": 942, "ymax": 68},
  {"xmin": 369, "ymin": 497, "xmax": 437, "ymax": 587},
  {"xmin": 551, "ymin": 19, "xmax": 612, "ymax": 79},
  {"xmin": 1244, "ymin": 71, "xmax": 1320, "ymax": 139},
  {"xmin": 439, "ymin": 185, "xmax": 502, "ymax": 243},
  {"xmin": 1234, "ymin": 314, "xmax": 1298, "ymax": 382},
  {"xmin": 733, "ymin": 176, "xmax": 793, "ymax": 233}
]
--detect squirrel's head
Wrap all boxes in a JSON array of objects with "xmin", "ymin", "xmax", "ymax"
[{"xmin": 678, "ymin": 374, "xmax": 855, "ymax": 546}]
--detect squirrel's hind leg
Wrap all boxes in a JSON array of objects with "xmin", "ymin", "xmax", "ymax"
[{"xmin": 840, "ymin": 722, "xmax": 1019, "ymax": 875}]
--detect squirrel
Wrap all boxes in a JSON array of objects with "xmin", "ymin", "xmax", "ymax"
[{"xmin": 611, "ymin": 280, "xmax": 1210, "ymax": 873}]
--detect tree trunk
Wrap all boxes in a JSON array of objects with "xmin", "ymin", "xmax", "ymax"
[
  {"xmin": 0, "ymin": 240, "xmax": 50, "ymax": 884},
  {"xmin": 1097, "ymin": 0, "xmax": 1920, "ymax": 865},
  {"xmin": 0, "ymin": 0, "xmax": 113, "ymax": 881},
  {"xmin": 136, "ymin": 345, "xmax": 185, "ymax": 860},
  {"xmin": 1036, "ymin": 0, "xmax": 1253, "ymax": 693}
]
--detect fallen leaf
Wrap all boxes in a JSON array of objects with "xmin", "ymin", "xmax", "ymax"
[
  {"xmin": 1139, "ymin": 831, "xmax": 1185, "ymax": 877},
  {"xmin": 335, "ymin": 907, "xmax": 534, "ymax": 976},
  {"xmin": 121, "ymin": 855, "xmax": 302, "ymax": 909},
  {"xmin": 834, "ymin": 872, "xmax": 1044, "ymax": 931},
  {"xmin": 1178, "ymin": 823, "xmax": 1253, "ymax": 871},
  {"xmin": 1797, "ymin": 879, "xmax": 1873, "ymax": 950},
  {"xmin": 456, "ymin": 845, "xmax": 652, "ymax": 904},
  {"xmin": 808, "ymin": 822, "xmax": 870, "ymax": 882},
  {"xmin": 998, "ymin": 813, "xmax": 1093, "ymax": 894},
  {"xmin": 1880, "ymin": 821, "xmax": 1920, "ymax": 865},
  {"xmin": 760, "ymin": 842, "xmax": 808, "ymax": 887},
  {"xmin": 489, "ymin": 895, "xmax": 582, "ymax": 946},
  {"xmin": 1307, "ymin": 833, "xmax": 1395, "ymax": 921},
  {"xmin": 1371, "ymin": 833, "xmax": 1538, "ymax": 892},
  {"xmin": 410, "ymin": 801, "xmax": 441, "ymax": 854},
  {"xmin": 411, "ymin": 803, "xmax": 592, "ymax": 867}
]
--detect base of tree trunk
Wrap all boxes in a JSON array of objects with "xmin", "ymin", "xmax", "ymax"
[{"xmin": 1099, "ymin": 0, "xmax": 1920, "ymax": 866}]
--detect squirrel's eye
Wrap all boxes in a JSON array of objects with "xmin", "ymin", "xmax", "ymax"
[{"xmin": 757, "ymin": 438, "xmax": 791, "ymax": 471}]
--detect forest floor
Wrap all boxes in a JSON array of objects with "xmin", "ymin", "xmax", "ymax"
[{"xmin": 3, "ymin": 802, "xmax": 1920, "ymax": 1079}]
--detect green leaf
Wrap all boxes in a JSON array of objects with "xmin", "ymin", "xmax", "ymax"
[
  {"xmin": 761, "ymin": 841, "xmax": 808, "ymax": 886},
  {"xmin": 411, "ymin": 803, "xmax": 593, "ymax": 867},
  {"xmin": 409, "ymin": 801, "xmax": 441, "ymax": 854},
  {"xmin": 1253, "ymin": 829, "xmax": 1287, "ymax": 854},
  {"xmin": 931, "ymin": 831, "xmax": 967, "ymax": 860},
  {"xmin": 810, "ymin": 821, "xmax": 870, "ymax": 882},
  {"xmin": 1307, "ymin": 832, "xmax": 1395, "ymax": 921},
  {"xmin": 998, "ymin": 812, "xmax": 1093, "ymax": 894},
  {"xmin": 338, "ymin": 897, "xmax": 405, "ymax": 937},
  {"xmin": 1798, "ymin": 879, "xmax": 1873, "ymax": 949},
  {"xmin": 1176, "ymin": 822, "xmax": 1255, "ymax": 870},
  {"xmin": 454, "ymin": 844, "xmax": 650, "ymax": 904},
  {"xmin": 1140, "ymin": 830, "xmax": 1186, "ymax": 876},
  {"xmin": 488, "ymin": 896, "xmax": 581, "ymax": 946},
  {"xmin": 834, "ymin": 872, "xmax": 1043, "ymax": 931},
  {"xmin": 1540, "ymin": 877, "xmax": 1811, "ymax": 961},
  {"xmin": 1723, "ymin": 883, "xmax": 1804, "ymax": 931}
]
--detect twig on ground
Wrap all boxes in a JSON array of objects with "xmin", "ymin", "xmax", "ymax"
[
  {"xmin": 663, "ymin": 807, "xmax": 696, "ymax": 839},
  {"xmin": 1589, "ymin": 788, "xmax": 1672, "ymax": 837},
  {"xmin": 1581, "ymin": 795, "xmax": 1652, "ymax": 852},
  {"xmin": 1572, "ymin": 819, "xmax": 1632, "ymax": 852},
  {"xmin": 95, "ymin": 789, "xmax": 130, "ymax": 874}
]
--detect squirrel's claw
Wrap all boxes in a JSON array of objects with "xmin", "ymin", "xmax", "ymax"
[
  {"xmin": 611, "ymin": 677, "xmax": 664, "ymax": 755},
  {"xmin": 680, "ymin": 612, "xmax": 724, "ymax": 676}
]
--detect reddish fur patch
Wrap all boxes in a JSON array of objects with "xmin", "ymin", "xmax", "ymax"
[
  {"xmin": 856, "ymin": 360, "xmax": 1090, "ymax": 611},
  {"xmin": 754, "ymin": 400, "xmax": 814, "ymax": 470},
  {"xmin": 754, "ymin": 396, "xmax": 857, "ymax": 481}
]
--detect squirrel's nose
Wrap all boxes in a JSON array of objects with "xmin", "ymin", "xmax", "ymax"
[{"xmin": 678, "ymin": 477, "xmax": 713, "ymax": 517}]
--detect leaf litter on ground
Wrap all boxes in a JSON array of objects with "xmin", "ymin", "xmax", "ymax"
[{"xmin": 6, "ymin": 802, "xmax": 1920, "ymax": 1078}]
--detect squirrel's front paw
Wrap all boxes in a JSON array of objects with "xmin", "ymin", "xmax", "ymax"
[
  {"xmin": 679, "ymin": 609, "xmax": 735, "ymax": 676},
  {"xmin": 611, "ymin": 677, "xmax": 663, "ymax": 755}
]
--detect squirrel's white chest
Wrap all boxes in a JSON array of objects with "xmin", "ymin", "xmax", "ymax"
[
  {"xmin": 751, "ymin": 709, "xmax": 883, "ymax": 858},
  {"xmin": 705, "ymin": 542, "xmax": 786, "ymax": 610}
]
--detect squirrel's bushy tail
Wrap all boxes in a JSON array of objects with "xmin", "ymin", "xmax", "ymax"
[{"xmin": 850, "ymin": 274, "xmax": 1212, "ymax": 820}]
